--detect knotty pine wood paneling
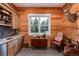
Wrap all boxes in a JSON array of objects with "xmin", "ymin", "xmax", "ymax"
[
  {"xmin": 63, "ymin": 4, "xmax": 79, "ymax": 42},
  {"xmin": 18, "ymin": 7, "xmax": 63, "ymax": 47},
  {"xmin": 8, "ymin": 4, "xmax": 79, "ymax": 47},
  {"xmin": 18, "ymin": 4, "xmax": 79, "ymax": 47}
]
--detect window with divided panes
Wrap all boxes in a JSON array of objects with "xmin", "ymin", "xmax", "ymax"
[{"xmin": 28, "ymin": 14, "xmax": 50, "ymax": 35}]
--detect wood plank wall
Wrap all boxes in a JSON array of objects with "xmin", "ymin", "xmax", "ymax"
[
  {"xmin": 17, "ymin": 4, "xmax": 79, "ymax": 47},
  {"xmin": 5, "ymin": 3, "xmax": 79, "ymax": 48},
  {"xmin": 63, "ymin": 4, "xmax": 79, "ymax": 42},
  {"xmin": 17, "ymin": 7, "xmax": 63, "ymax": 47}
]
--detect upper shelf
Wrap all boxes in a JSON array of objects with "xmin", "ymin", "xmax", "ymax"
[
  {"xmin": 0, "ymin": 10, "xmax": 11, "ymax": 16},
  {"xmin": 0, "ymin": 6, "xmax": 12, "ymax": 27},
  {"xmin": 0, "ymin": 24, "xmax": 12, "ymax": 27}
]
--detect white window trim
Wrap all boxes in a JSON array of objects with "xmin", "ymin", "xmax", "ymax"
[{"xmin": 28, "ymin": 13, "xmax": 51, "ymax": 36}]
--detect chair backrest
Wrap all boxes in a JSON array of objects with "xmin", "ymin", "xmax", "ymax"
[
  {"xmin": 57, "ymin": 32, "xmax": 63, "ymax": 37},
  {"xmin": 55, "ymin": 32, "xmax": 63, "ymax": 41}
]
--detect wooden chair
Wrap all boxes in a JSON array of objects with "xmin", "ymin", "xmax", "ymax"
[{"xmin": 51, "ymin": 32, "xmax": 63, "ymax": 52}]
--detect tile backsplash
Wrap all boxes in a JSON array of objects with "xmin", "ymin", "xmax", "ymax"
[{"xmin": 0, "ymin": 26, "xmax": 16, "ymax": 39}]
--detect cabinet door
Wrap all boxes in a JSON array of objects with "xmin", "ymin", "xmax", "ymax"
[
  {"xmin": 18, "ymin": 36, "xmax": 24, "ymax": 50},
  {"xmin": 12, "ymin": 12, "xmax": 19, "ymax": 29},
  {"xmin": 18, "ymin": 37, "xmax": 22, "ymax": 49},
  {"xmin": 8, "ymin": 39, "xmax": 19, "ymax": 56},
  {"xmin": 7, "ymin": 41, "xmax": 14, "ymax": 56},
  {"xmin": 13, "ymin": 39, "xmax": 19, "ymax": 55},
  {"xmin": 15, "ymin": 43, "xmax": 19, "ymax": 52},
  {"xmin": 8, "ymin": 45, "xmax": 14, "ymax": 56}
]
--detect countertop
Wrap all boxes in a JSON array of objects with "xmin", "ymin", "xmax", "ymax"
[{"xmin": 0, "ymin": 34, "xmax": 24, "ymax": 46}]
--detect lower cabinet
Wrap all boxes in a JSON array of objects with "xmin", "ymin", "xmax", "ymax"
[
  {"xmin": 0, "ymin": 35, "xmax": 24, "ymax": 56},
  {"xmin": 7, "ymin": 36, "xmax": 24, "ymax": 56},
  {"xmin": 7, "ymin": 40, "xmax": 15, "ymax": 56},
  {"xmin": 13, "ymin": 39, "xmax": 19, "ymax": 55},
  {"xmin": 18, "ymin": 36, "xmax": 24, "ymax": 50},
  {"xmin": 8, "ymin": 45, "xmax": 14, "ymax": 56}
]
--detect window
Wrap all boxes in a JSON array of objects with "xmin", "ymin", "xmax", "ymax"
[{"xmin": 28, "ymin": 14, "xmax": 50, "ymax": 35}]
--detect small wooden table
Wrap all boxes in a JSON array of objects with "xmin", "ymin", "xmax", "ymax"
[{"xmin": 31, "ymin": 38, "xmax": 47, "ymax": 49}]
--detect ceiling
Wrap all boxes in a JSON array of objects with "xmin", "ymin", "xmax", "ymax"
[{"xmin": 13, "ymin": 3, "xmax": 65, "ymax": 7}]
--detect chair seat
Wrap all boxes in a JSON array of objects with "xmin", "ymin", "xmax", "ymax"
[
  {"xmin": 52, "ymin": 32, "xmax": 63, "ymax": 47},
  {"xmin": 52, "ymin": 41, "xmax": 61, "ymax": 46}
]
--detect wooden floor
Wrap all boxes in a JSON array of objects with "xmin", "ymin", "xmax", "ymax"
[{"xmin": 16, "ymin": 48, "xmax": 63, "ymax": 56}]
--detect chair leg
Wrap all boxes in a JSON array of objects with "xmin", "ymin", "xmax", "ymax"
[{"xmin": 58, "ymin": 46, "xmax": 61, "ymax": 52}]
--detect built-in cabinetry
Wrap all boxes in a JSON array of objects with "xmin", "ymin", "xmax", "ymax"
[
  {"xmin": 7, "ymin": 36, "xmax": 24, "ymax": 56},
  {"xmin": 0, "ymin": 3, "xmax": 21, "ymax": 56},
  {"xmin": 0, "ymin": 3, "xmax": 19, "ymax": 29},
  {"xmin": 12, "ymin": 12, "xmax": 19, "ymax": 29},
  {"xmin": 0, "ymin": 35, "xmax": 24, "ymax": 56},
  {"xmin": 7, "ymin": 39, "xmax": 19, "ymax": 56},
  {"xmin": 18, "ymin": 36, "xmax": 24, "ymax": 50},
  {"xmin": 8, "ymin": 41, "xmax": 14, "ymax": 56},
  {"xmin": 0, "ymin": 6, "xmax": 12, "ymax": 26}
]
